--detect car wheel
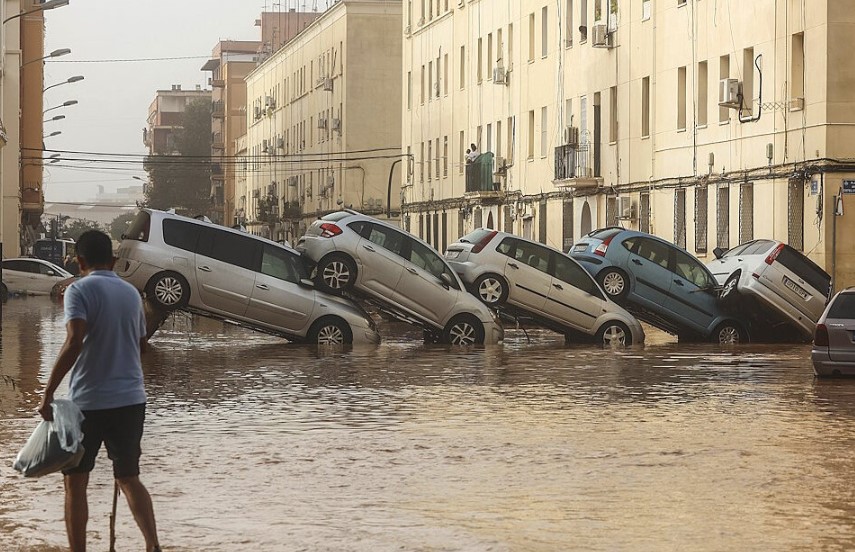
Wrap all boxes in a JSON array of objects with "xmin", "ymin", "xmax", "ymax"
[
  {"xmin": 442, "ymin": 315, "xmax": 485, "ymax": 345},
  {"xmin": 1, "ymin": 283, "xmax": 7, "ymax": 303},
  {"xmin": 316, "ymin": 254, "xmax": 357, "ymax": 293},
  {"xmin": 473, "ymin": 273, "xmax": 508, "ymax": 307},
  {"xmin": 596, "ymin": 321, "xmax": 632, "ymax": 347},
  {"xmin": 597, "ymin": 268, "xmax": 629, "ymax": 301},
  {"xmin": 308, "ymin": 317, "xmax": 352, "ymax": 345},
  {"xmin": 146, "ymin": 272, "xmax": 190, "ymax": 310},
  {"xmin": 720, "ymin": 271, "xmax": 740, "ymax": 303},
  {"xmin": 712, "ymin": 321, "xmax": 745, "ymax": 344}
]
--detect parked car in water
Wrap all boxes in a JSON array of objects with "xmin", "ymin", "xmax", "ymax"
[
  {"xmin": 115, "ymin": 209, "xmax": 380, "ymax": 346},
  {"xmin": 444, "ymin": 229, "xmax": 644, "ymax": 346},
  {"xmin": 570, "ymin": 228, "xmax": 747, "ymax": 343},
  {"xmin": 708, "ymin": 239, "xmax": 831, "ymax": 341},
  {"xmin": 296, "ymin": 210, "xmax": 504, "ymax": 345},
  {"xmin": 1, "ymin": 257, "xmax": 72, "ymax": 296},
  {"xmin": 811, "ymin": 288, "xmax": 855, "ymax": 376}
]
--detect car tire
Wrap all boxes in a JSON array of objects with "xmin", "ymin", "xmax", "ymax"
[
  {"xmin": 146, "ymin": 272, "xmax": 190, "ymax": 310},
  {"xmin": 473, "ymin": 273, "xmax": 509, "ymax": 307},
  {"xmin": 308, "ymin": 317, "xmax": 352, "ymax": 345},
  {"xmin": 595, "ymin": 320, "xmax": 632, "ymax": 347},
  {"xmin": 712, "ymin": 321, "xmax": 746, "ymax": 344},
  {"xmin": 316, "ymin": 254, "xmax": 357, "ymax": 293},
  {"xmin": 720, "ymin": 271, "xmax": 740, "ymax": 303},
  {"xmin": 442, "ymin": 314, "xmax": 485, "ymax": 345},
  {"xmin": 597, "ymin": 268, "xmax": 630, "ymax": 301}
]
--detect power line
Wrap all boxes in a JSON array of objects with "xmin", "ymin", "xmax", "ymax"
[{"xmin": 46, "ymin": 55, "xmax": 211, "ymax": 64}]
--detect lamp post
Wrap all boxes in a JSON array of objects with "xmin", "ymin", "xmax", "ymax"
[
  {"xmin": 45, "ymin": 131, "xmax": 61, "ymax": 138},
  {"xmin": 2, "ymin": 0, "xmax": 69, "ymax": 24},
  {"xmin": 43, "ymin": 99, "xmax": 77, "ymax": 114},
  {"xmin": 43, "ymin": 75, "xmax": 83, "ymax": 93},
  {"xmin": 22, "ymin": 47, "xmax": 70, "ymax": 67},
  {"xmin": 43, "ymin": 115, "xmax": 65, "ymax": 123}
]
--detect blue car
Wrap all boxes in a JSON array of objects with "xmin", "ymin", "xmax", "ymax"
[{"xmin": 570, "ymin": 227, "xmax": 747, "ymax": 343}]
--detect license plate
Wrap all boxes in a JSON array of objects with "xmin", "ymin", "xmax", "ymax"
[
  {"xmin": 783, "ymin": 276, "xmax": 809, "ymax": 300},
  {"xmin": 573, "ymin": 243, "xmax": 588, "ymax": 253}
]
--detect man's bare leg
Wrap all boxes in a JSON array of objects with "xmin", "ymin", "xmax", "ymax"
[
  {"xmin": 64, "ymin": 473, "xmax": 89, "ymax": 552},
  {"xmin": 117, "ymin": 475, "xmax": 159, "ymax": 551}
]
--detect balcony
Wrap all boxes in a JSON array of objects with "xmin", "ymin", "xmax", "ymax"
[
  {"xmin": 212, "ymin": 132, "xmax": 224, "ymax": 150},
  {"xmin": 211, "ymin": 163, "xmax": 224, "ymax": 181},
  {"xmin": 212, "ymin": 100, "xmax": 225, "ymax": 119},
  {"xmin": 211, "ymin": 78, "xmax": 225, "ymax": 88},
  {"xmin": 464, "ymin": 152, "xmax": 504, "ymax": 204},
  {"xmin": 553, "ymin": 144, "xmax": 598, "ymax": 188}
]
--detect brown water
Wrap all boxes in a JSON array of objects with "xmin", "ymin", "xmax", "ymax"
[{"xmin": 1, "ymin": 297, "xmax": 854, "ymax": 551}]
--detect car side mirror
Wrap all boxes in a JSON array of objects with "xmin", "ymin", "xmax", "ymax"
[
  {"xmin": 439, "ymin": 272, "xmax": 454, "ymax": 289},
  {"xmin": 713, "ymin": 247, "xmax": 725, "ymax": 259},
  {"xmin": 46, "ymin": 270, "xmax": 55, "ymax": 276},
  {"xmin": 299, "ymin": 278, "xmax": 315, "ymax": 289}
]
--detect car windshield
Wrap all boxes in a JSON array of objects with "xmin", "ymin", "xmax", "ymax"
[
  {"xmin": 828, "ymin": 294, "xmax": 855, "ymax": 319},
  {"xmin": 458, "ymin": 229, "xmax": 495, "ymax": 244}
]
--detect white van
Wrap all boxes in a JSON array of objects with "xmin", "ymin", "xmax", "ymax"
[{"xmin": 116, "ymin": 209, "xmax": 380, "ymax": 345}]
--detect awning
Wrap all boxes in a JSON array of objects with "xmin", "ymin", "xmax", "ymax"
[{"xmin": 200, "ymin": 58, "xmax": 220, "ymax": 71}]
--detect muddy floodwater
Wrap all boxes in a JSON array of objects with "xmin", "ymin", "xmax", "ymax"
[{"xmin": 1, "ymin": 297, "xmax": 855, "ymax": 551}]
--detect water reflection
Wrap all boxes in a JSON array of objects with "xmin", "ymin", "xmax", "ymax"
[{"xmin": 2, "ymin": 298, "xmax": 855, "ymax": 551}]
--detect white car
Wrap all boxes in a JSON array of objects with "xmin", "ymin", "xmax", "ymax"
[
  {"xmin": 446, "ymin": 229, "xmax": 645, "ymax": 346},
  {"xmin": 708, "ymin": 239, "xmax": 831, "ymax": 340},
  {"xmin": 296, "ymin": 211, "xmax": 504, "ymax": 346},
  {"xmin": 2, "ymin": 258, "xmax": 72, "ymax": 296}
]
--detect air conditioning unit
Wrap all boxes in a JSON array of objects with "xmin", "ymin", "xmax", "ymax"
[
  {"xmin": 322, "ymin": 77, "xmax": 333, "ymax": 92},
  {"xmin": 719, "ymin": 78, "xmax": 741, "ymax": 108},
  {"xmin": 493, "ymin": 66, "xmax": 508, "ymax": 85},
  {"xmin": 564, "ymin": 126, "xmax": 580, "ymax": 146},
  {"xmin": 317, "ymin": 117, "xmax": 328, "ymax": 129},
  {"xmin": 331, "ymin": 118, "xmax": 341, "ymax": 132},
  {"xmin": 591, "ymin": 24, "xmax": 612, "ymax": 48},
  {"xmin": 617, "ymin": 196, "xmax": 635, "ymax": 220}
]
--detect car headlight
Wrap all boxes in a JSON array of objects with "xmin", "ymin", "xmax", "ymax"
[{"xmin": 445, "ymin": 250, "xmax": 461, "ymax": 260}]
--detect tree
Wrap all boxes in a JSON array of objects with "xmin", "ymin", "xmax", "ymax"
[
  {"xmin": 108, "ymin": 212, "xmax": 138, "ymax": 241},
  {"xmin": 143, "ymin": 98, "xmax": 213, "ymax": 216},
  {"xmin": 63, "ymin": 219, "xmax": 102, "ymax": 241}
]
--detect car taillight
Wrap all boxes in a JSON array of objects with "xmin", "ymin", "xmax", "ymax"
[
  {"xmin": 319, "ymin": 223, "xmax": 342, "ymax": 238},
  {"xmin": 471, "ymin": 230, "xmax": 498, "ymax": 254},
  {"xmin": 814, "ymin": 323, "xmax": 829, "ymax": 347},
  {"xmin": 765, "ymin": 243, "xmax": 785, "ymax": 265},
  {"xmin": 593, "ymin": 235, "xmax": 616, "ymax": 257}
]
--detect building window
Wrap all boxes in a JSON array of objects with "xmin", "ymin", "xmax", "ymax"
[
  {"xmin": 433, "ymin": 213, "xmax": 439, "ymax": 249},
  {"xmin": 563, "ymin": 198, "xmax": 574, "ymax": 250},
  {"xmin": 478, "ymin": 37, "xmax": 483, "ymax": 82},
  {"xmin": 497, "ymin": 28, "xmax": 504, "ymax": 65},
  {"xmin": 443, "ymin": 53, "xmax": 449, "ymax": 95},
  {"xmin": 675, "ymin": 189, "xmax": 687, "ymax": 248},
  {"xmin": 580, "ymin": 0, "xmax": 588, "ymax": 42},
  {"xmin": 458, "ymin": 209, "xmax": 465, "ymax": 238},
  {"xmin": 566, "ymin": 0, "xmax": 574, "ymax": 47},
  {"xmin": 641, "ymin": 76, "xmax": 650, "ymax": 137},
  {"xmin": 539, "ymin": 201, "xmax": 548, "ymax": 244},
  {"xmin": 496, "ymin": 120, "xmax": 503, "ymax": 159},
  {"xmin": 542, "ymin": 6, "xmax": 549, "ymax": 57},
  {"xmin": 407, "ymin": 71, "xmax": 412, "ymax": 110},
  {"xmin": 540, "ymin": 107, "xmax": 548, "ymax": 157},
  {"xmin": 695, "ymin": 185, "xmax": 708, "ymax": 253},
  {"xmin": 420, "ymin": 142, "xmax": 424, "ymax": 183},
  {"xmin": 528, "ymin": 110, "xmax": 535, "ymax": 159},
  {"xmin": 428, "ymin": 61, "xmax": 433, "ymax": 101},
  {"xmin": 788, "ymin": 179, "xmax": 804, "ymax": 250},
  {"xmin": 486, "ymin": 123, "xmax": 492, "ymax": 153},
  {"xmin": 487, "ymin": 33, "xmax": 493, "ymax": 78},
  {"xmin": 642, "ymin": 0, "xmax": 650, "ymax": 20},
  {"xmin": 427, "ymin": 140, "xmax": 432, "ymax": 180},
  {"xmin": 459, "ymin": 130, "xmax": 465, "ymax": 174},
  {"xmin": 435, "ymin": 138, "xmax": 440, "ymax": 178},
  {"xmin": 639, "ymin": 192, "xmax": 650, "ymax": 233},
  {"xmin": 719, "ymin": 55, "xmax": 730, "ymax": 123},
  {"xmin": 792, "ymin": 32, "xmax": 805, "ymax": 101},
  {"xmin": 717, "ymin": 185, "xmax": 730, "ymax": 249},
  {"xmin": 606, "ymin": 195, "xmax": 617, "ymax": 226},
  {"xmin": 743, "ymin": 47, "xmax": 755, "ymax": 114},
  {"xmin": 459, "ymin": 46, "xmax": 466, "ymax": 88},
  {"xmin": 421, "ymin": 65, "xmax": 425, "ymax": 104},
  {"xmin": 504, "ymin": 204, "xmax": 513, "ymax": 233},
  {"xmin": 677, "ymin": 66, "xmax": 687, "ymax": 130},
  {"xmin": 508, "ymin": 23, "xmax": 514, "ymax": 66},
  {"xmin": 698, "ymin": 61, "xmax": 708, "ymax": 127},
  {"xmin": 507, "ymin": 116, "xmax": 515, "ymax": 163},
  {"xmin": 441, "ymin": 212, "xmax": 448, "ymax": 253},
  {"xmin": 443, "ymin": 136, "xmax": 448, "ymax": 177},
  {"xmin": 580, "ymin": 95, "xmax": 588, "ymax": 143},
  {"xmin": 739, "ymin": 183, "xmax": 754, "ymax": 244},
  {"xmin": 609, "ymin": 85, "xmax": 617, "ymax": 143},
  {"xmin": 528, "ymin": 13, "xmax": 536, "ymax": 62}
]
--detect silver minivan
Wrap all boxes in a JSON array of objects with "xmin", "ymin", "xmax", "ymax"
[
  {"xmin": 116, "ymin": 209, "xmax": 380, "ymax": 345},
  {"xmin": 811, "ymin": 288, "xmax": 855, "ymax": 376}
]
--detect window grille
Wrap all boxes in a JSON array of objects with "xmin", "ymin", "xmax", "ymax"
[
  {"xmin": 562, "ymin": 199, "xmax": 574, "ymax": 250},
  {"xmin": 717, "ymin": 185, "xmax": 730, "ymax": 249},
  {"xmin": 538, "ymin": 201, "xmax": 548, "ymax": 244},
  {"xmin": 695, "ymin": 185, "xmax": 708, "ymax": 253},
  {"xmin": 739, "ymin": 183, "xmax": 754, "ymax": 244},
  {"xmin": 788, "ymin": 179, "xmax": 804, "ymax": 251},
  {"xmin": 504, "ymin": 204, "xmax": 513, "ymax": 234},
  {"xmin": 674, "ymin": 188, "xmax": 687, "ymax": 249},
  {"xmin": 639, "ymin": 192, "xmax": 650, "ymax": 233},
  {"xmin": 606, "ymin": 195, "xmax": 617, "ymax": 226}
]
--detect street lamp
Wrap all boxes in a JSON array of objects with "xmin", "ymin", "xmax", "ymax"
[
  {"xmin": 45, "ymin": 131, "xmax": 61, "ymax": 138},
  {"xmin": 43, "ymin": 99, "xmax": 77, "ymax": 114},
  {"xmin": 44, "ymin": 115, "xmax": 65, "ymax": 123},
  {"xmin": 2, "ymin": 0, "xmax": 69, "ymax": 25},
  {"xmin": 43, "ymin": 75, "xmax": 83, "ymax": 93},
  {"xmin": 23, "ymin": 47, "xmax": 71, "ymax": 67}
]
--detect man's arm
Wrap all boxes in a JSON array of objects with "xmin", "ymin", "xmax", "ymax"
[{"xmin": 38, "ymin": 319, "xmax": 87, "ymax": 421}]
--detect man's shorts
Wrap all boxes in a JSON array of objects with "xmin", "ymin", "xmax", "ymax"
[{"xmin": 63, "ymin": 403, "xmax": 146, "ymax": 478}]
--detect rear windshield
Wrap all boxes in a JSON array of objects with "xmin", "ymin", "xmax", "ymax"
[
  {"xmin": 124, "ymin": 211, "xmax": 151, "ymax": 242},
  {"xmin": 321, "ymin": 211, "xmax": 354, "ymax": 223},
  {"xmin": 458, "ymin": 229, "xmax": 496, "ymax": 244},
  {"xmin": 777, "ymin": 246, "xmax": 831, "ymax": 296},
  {"xmin": 828, "ymin": 293, "xmax": 855, "ymax": 319},
  {"xmin": 588, "ymin": 228, "xmax": 623, "ymax": 240}
]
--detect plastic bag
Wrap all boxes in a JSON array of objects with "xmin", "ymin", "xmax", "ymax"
[{"xmin": 13, "ymin": 399, "xmax": 85, "ymax": 478}]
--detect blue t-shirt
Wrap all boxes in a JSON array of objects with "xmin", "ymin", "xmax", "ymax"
[{"xmin": 63, "ymin": 270, "xmax": 147, "ymax": 410}]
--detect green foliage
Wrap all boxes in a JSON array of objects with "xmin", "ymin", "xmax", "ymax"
[
  {"xmin": 108, "ymin": 212, "xmax": 138, "ymax": 241},
  {"xmin": 143, "ymin": 98, "xmax": 213, "ymax": 216},
  {"xmin": 63, "ymin": 219, "xmax": 102, "ymax": 241}
]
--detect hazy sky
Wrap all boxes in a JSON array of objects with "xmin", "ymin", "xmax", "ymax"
[{"xmin": 42, "ymin": 0, "xmax": 334, "ymax": 203}]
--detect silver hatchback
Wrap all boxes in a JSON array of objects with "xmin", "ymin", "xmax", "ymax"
[
  {"xmin": 296, "ymin": 211, "xmax": 503, "ymax": 345},
  {"xmin": 812, "ymin": 288, "xmax": 855, "ymax": 377},
  {"xmin": 445, "ymin": 229, "xmax": 645, "ymax": 346}
]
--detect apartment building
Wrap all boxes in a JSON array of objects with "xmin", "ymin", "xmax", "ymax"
[
  {"xmin": 0, "ymin": 0, "xmax": 21, "ymax": 258},
  {"xmin": 403, "ymin": 0, "xmax": 855, "ymax": 288},
  {"xmin": 143, "ymin": 85, "xmax": 211, "ymax": 155},
  {"xmin": 244, "ymin": 0, "xmax": 402, "ymax": 243}
]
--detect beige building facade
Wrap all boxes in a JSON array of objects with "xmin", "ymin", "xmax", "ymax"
[
  {"xmin": 1, "ymin": 0, "xmax": 21, "ymax": 259},
  {"xmin": 403, "ymin": 0, "xmax": 855, "ymax": 289},
  {"xmin": 244, "ymin": 0, "xmax": 402, "ymax": 243}
]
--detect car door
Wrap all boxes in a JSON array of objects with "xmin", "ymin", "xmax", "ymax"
[
  {"xmin": 34, "ymin": 261, "xmax": 64, "ymax": 294},
  {"xmin": 625, "ymin": 238, "xmax": 675, "ymax": 312},
  {"xmin": 546, "ymin": 252, "xmax": 606, "ymax": 333},
  {"xmin": 504, "ymin": 239, "xmax": 551, "ymax": 313},
  {"xmin": 1, "ymin": 260, "xmax": 29, "ymax": 292},
  {"xmin": 245, "ymin": 244, "xmax": 315, "ymax": 334},
  {"xmin": 354, "ymin": 223, "xmax": 405, "ymax": 300},
  {"xmin": 194, "ymin": 227, "xmax": 261, "ymax": 317},
  {"xmin": 394, "ymin": 238, "xmax": 459, "ymax": 325},
  {"xmin": 669, "ymin": 249, "xmax": 721, "ymax": 335}
]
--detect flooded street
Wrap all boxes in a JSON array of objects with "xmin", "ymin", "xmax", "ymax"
[{"xmin": 1, "ymin": 297, "xmax": 855, "ymax": 551}]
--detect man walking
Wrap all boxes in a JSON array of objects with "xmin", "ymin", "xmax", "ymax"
[{"xmin": 39, "ymin": 230, "xmax": 161, "ymax": 552}]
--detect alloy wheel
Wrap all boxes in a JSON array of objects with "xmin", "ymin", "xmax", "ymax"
[
  {"xmin": 478, "ymin": 277, "xmax": 504, "ymax": 304},
  {"xmin": 718, "ymin": 326, "xmax": 740, "ymax": 344},
  {"xmin": 154, "ymin": 276, "xmax": 184, "ymax": 306},
  {"xmin": 722, "ymin": 278, "xmax": 737, "ymax": 298},
  {"xmin": 602, "ymin": 272, "xmax": 625, "ymax": 296},
  {"xmin": 322, "ymin": 261, "xmax": 351, "ymax": 290},
  {"xmin": 316, "ymin": 324, "xmax": 345, "ymax": 345},
  {"xmin": 448, "ymin": 322, "xmax": 477, "ymax": 345},
  {"xmin": 601, "ymin": 325, "xmax": 627, "ymax": 346}
]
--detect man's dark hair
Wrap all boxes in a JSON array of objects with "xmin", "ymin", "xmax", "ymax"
[{"xmin": 76, "ymin": 230, "xmax": 113, "ymax": 266}]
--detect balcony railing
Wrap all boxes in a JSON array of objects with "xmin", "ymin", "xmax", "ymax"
[
  {"xmin": 554, "ymin": 144, "xmax": 595, "ymax": 184},
  {"xmin": 465, "ymin": 152, "xmax": 501, "ymax": 193},
  {"xmin": 212, "ymin": 132, "xmax": 224, "ymax": 149},
  {"xmin": 212, "ymin": 100, "xmax": 225, "ymax": 118},
  {"xmin": 211, "ymin": 78, "xmax": 225, "ymax": 88}
]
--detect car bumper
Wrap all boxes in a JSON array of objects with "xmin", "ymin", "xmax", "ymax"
[
  {"xmin": 295, "ymin": 235, "xmax": 336, "ymax": 264},
  {"xmin": 483, "ymin": 319, "xmax": 504, "ymax": 344},
  {"xmin": 446, "ymin": 259, "xmax": 481, "ymax": 285},
  {"xmin": 738, "ymin": 278, "xmax": 816, "ymax": 337},
  {"xmin": 811, "ymin": 349, "xmax": 855, "ymax": 376},
  {"xmin": 354, "ymin": 326, "xmax": 382, "ymax": 345}
]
